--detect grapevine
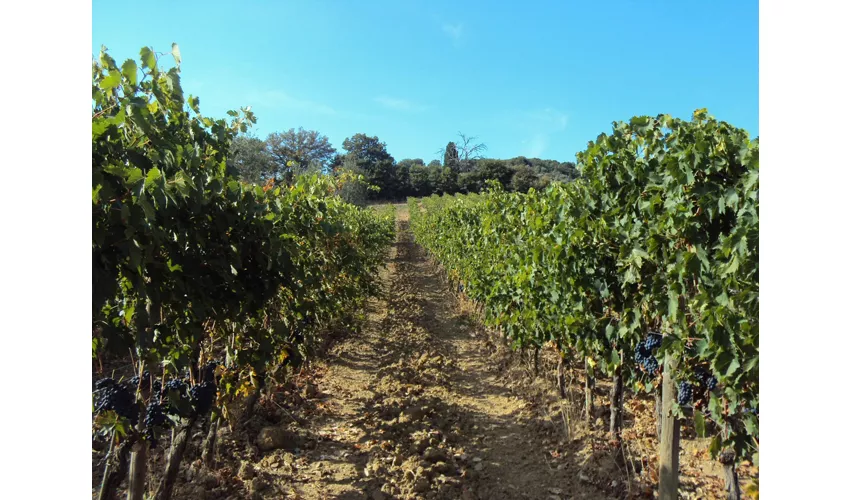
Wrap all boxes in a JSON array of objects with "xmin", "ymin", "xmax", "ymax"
[
  {"xmin": 92, "ymin": 43, "xmax": 395, "ymax": 499},
  {"xmin": 408, "ymin": 109, "xmax": 758, "ymax": 482}
]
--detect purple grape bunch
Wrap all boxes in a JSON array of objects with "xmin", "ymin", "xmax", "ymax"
[
  {"xmin": 189, "ymin": 381, "xmax": 216, "ymax": 416},
  {"xmin": 694, "ymin": 368, "xmax": 718, "ymax": 391},
  {"xmin": 677, "ymin": 382, "xmax": 693, "ymax": 405},
  {"xmin": 93, "ymin": 378, "xmax": 138, "ymax": 424},
  {"xmin": 634, "ymin": 332, "xmax": 662, "ymax": 374}
]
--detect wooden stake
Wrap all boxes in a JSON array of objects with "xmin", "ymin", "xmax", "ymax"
[
  {"xmin": 153, "ymin": 417, "xmax": 198, "ymax": 500},
  {"xmin": 584, "ymin": 359, "xmax": 595, "ymax": 425},
  {"xmin": 658, "ymin": 354, "xmax": 680, "ymax": 500},
  {"xmin": 609, "ymin": 362, "xmax": 624, "ymax": 438}
]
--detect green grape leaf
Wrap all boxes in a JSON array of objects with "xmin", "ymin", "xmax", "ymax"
[
  {"xmin": 140, "ymin": 46, "xmax": 156, "ymax": 71},
  {"xmin": 99, "ymin": 70, "xmax": 122, "ymax": 89},
  {"xmin": 693, "ymin": 410, "xmax": 706, "ymax": 438},
  {"xmin": 121, "ymin": 59, "xmax": 138, "ymax": 86},
  {"xmin": 709, "ymin": 435, "xmax": 721, "ymax": 458}
]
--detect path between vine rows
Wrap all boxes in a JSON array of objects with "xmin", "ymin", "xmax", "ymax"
[
  {"xmin": 231, "ymin": 204, "xmax": 611, "ymax": 500},
  {"xmin": 184, "ymin": 204, "xmax": 734, "ymax": 500}
]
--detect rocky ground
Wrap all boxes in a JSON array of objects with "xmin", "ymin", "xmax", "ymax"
[{"xmin": 93, "ymin": 203, "xmax": 756, "ymax": 499}]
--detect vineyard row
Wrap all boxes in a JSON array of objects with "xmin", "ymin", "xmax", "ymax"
[{"xmin": 407, "ymin": 110, "xmax": 758, "ymax": 499}]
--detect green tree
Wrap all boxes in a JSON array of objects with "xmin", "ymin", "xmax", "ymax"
[
  {"xmin": 341, "ymin": 133, "xmax": 397, "ymax": 199},
  {"xmin": 428, "ymin": 159, "xmax": 442, "ymax": 168},
  {"xmin": 433, "ymin": 167, "xmax": 458, "ymax": 194},
  {"xmin": 396, "ymin": 163, "xmax": 412, "ymax": 198},
  {"xmin": 458, "ymin": 171, "xmax": 481, "ymax": 193},
  {"xmin": 535, "ymin": 174, "xmax": 553, "ymax": 190},
  {"xmin": 409, "ymin": 164, "xmax": 433, "ymax": 196},
  {"xmin": 505, "ymin": 156, "xmax": 578, "ymax": 184},
  {"xmin": 477, "ymin": 159, "xmax": 513, "ymax": 187},
  {"xmin": 342, "ymin": 133, "xmax": 394, "ymax": 165},
  {"xmin": 335, "ymin": 157, "xmax": 371, "ymax": 207},
  {"xmin": 266, "ymin": 127, "xmax": 337, "ymax": 180},
  {"xmin": 227, "ymin": 134, "xmax": 275, "ymax": 184},
  {"xmin": 510, "ymin": 164, "xmax": 540, "ymax": 193},
  {"xmin": 443, "ymin": 142, "xmax": 459, "ymax": 172},
  {"xmin": 397, "ymin": 158, "xmax": 425, "ymax": 169},
  {"xmin": 396, "ymin": 159, "xmax": 425, "ymax": 196}
]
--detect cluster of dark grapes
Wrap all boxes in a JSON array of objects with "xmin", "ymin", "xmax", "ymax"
[
  {"xmin": 161, "ymin": 378, "xmax": 190, "ymax": 415},
  {"xmin": 191, "ymin": 362, "xmax": 220, "ymax": 416},
  {"xmin": 145, "ymin": 372, "xmax": 219, "ymax": 444},
  {"xmin": 686, "ymin": 367, "xmax": 721, "ymax": 408},
  {"xmin": 143, "ymin": 400, "xmax": 170, "ymax": 446},
  {"xmin": 676, "ymin": 368, "xmax": 721, "ymax": 408},
  {"xmin": 164, "ymin": 378, "xmax": 187, "ymax": 393},
  {"xmin": 93, "ymin": 378, "xmax": 138, "ymax": 424},
  {"xmin": 694, "ymin": 368, "xmax": 718, "ymax": 390},
  {"xmin": 645, "ymin": 333, "xmax": 662, "ymax": 350},
  {"xmin": 125, "ymin": 371, "xmax": 151, "ymax": 391},
  {"xmin": 678, "ymin": 382, "xmax": 694, "ymax": 405},
  {"xmin": 94, "ymin": 362, "xmax": 221, "ymax": 445},
  {"xmin": 190, "ymin": 381, "xmax": 216, "ymax": 415},
  {"xmin": 634, "ymin": 332, "xmax": 662, "ymax": 374},
  {"xmin": 94, "ymin": 377, "xmax": 113, "ymax": 391},
  {"xmin": 145, "ymin": 400, "xmax": 168, "ymax": 427}
]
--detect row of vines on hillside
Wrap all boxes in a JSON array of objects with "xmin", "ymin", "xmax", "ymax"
[
  {"xmin": 408, "ymin": 109, "xmax": 758, "ymax": 499},
  {"xmin": 92, "ymin": 45, "xmax": 394, "ymax": 500}
]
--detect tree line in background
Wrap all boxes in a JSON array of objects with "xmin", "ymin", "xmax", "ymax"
[{"xmin": 228, "ymin": 128, "xmax": 579, "ymax": 205}]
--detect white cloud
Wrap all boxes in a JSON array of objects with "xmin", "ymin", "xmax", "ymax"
[
  {"xmin": 516, "ymin": 108, "xmax": 568, "ymax": 158},
  {"xmin": 246, "ymin": 89, "xmax": 336, "ymax": 115},
  {"xmin": 442, "ymin": 22, "xmax": 464, "ymax": 41},
  {"xmin": 373, "ymin": 96, "xmax": 428, "ymax": 112},
  {"xmin": 528, "ymin": 134, "xmax": 549, "ymax": 157}
]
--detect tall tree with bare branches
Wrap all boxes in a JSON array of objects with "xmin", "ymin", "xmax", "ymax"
[
  {"xmin": 438, "ymin": 132, "xmax": 487, "ymax": 173},
  {"xmin": 456, "ymin": 132, "xmax": 488, "ymax": 172}
]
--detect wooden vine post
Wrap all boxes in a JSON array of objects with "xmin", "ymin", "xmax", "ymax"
[
  {"xmin": 534, "ymin": 347, "xmax": 540, "ymax": 377},
  {"xmin": 655, "ymin": 387, "xmax": 663, "ymax": 437},
  {"xmin": 98, "ymin": 432, "xmax": 134, "ymax": 500},
  {"xmin": 153, "ymin": 416, "xmax": 199, "ymax": 500},
  {"xmin": 719, "ymin": 433, "xmax": 742, "ymax": 500},
  {"xmin": 584, "ymin": 358, "xmax": 595, "ymax": 425},
  {"xmin": 608, "ymin": 359, "xmax": 624, "ymax": 440},
  {"xmin": 658, "ymin": 354, "xmax": 680, "ymax": 500},
  {"xmin": 127, "ymin": 301, "xmax": 151, "ymax": 500},
  {"xmin": 557, "ymin": 352, "xmax": 567, "ymax": 399},
  {"xmin": 721, "ymin": 452, "xmax": 742, "ymax": 500},
  {"xmin": 201, "ymin": 417, "xmax": 220, "ymax": 468}
]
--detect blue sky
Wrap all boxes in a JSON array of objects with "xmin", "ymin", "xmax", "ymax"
[{"xmin": 92, "ymin": 1, "xmax": 758, "ymax": 164}]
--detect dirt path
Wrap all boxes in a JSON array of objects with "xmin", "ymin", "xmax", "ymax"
[{"xmin": 245, "ymin": 204, "xmax": 612, "ymax": 500}]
